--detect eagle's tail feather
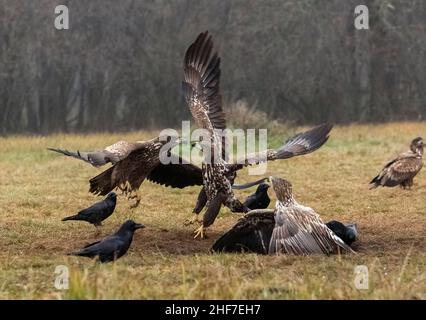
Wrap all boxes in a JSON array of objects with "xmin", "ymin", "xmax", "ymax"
[{"xmin": 89, "ymin": 166, "xmax": 115, "ymax": 196}]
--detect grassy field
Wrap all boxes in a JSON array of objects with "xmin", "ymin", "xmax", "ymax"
[{"xmin": 0, "ymin": 122, "xmax": 425, "ymax": 299}]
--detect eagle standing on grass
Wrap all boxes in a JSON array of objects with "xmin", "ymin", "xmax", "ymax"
[
  {"xmin": 370, "ymin": 137, "xmax": 423, "ymax": 189},
  {"xmin": 48, "ymin": 140, "xmax": 144, "ymax": 167},
  {"xmin": 182, "ymin": 32, "xmax": 333, "ymax": 238},
  {"xmin": 212, "ymin": 177, "xmax": 357, "ymax": 255}
]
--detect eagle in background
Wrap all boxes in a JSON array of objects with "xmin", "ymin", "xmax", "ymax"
[{"xmin": 370, "ymin": 137, "xmax": 423, "ymax": 189}]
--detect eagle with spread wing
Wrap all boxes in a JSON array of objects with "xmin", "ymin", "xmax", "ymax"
[
  {"xmin": 49, "ymin": 137, "xmax": 203, "ymax": 207},
  {"xmin": 212, "ymin": 177, "xmax": 356, "ymax": 255},
  {"xmin": 88, "ymin": 136, "xmax": 203, "ymax": 207},
  {"xmin": 182, "ymin": 32, "xmax": 333, "ymax": 238},
  {"xmin": 370, "ymin": 137, "xmax": 423, "ymax": 189}
]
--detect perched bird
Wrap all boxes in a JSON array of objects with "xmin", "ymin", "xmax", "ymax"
[
  {"xmin": 62, "ymin": 192, "xmax": 117, "ymax": 226},
  {"xmin": 212, "ymin": 177, "xmax": 356, "ymax": 255},
  {"xmin": 370, "ymin": 137, "xmax": 424, "ymax": 189},
  {"xmin": 68, "ymin": 220, "xmax": 145, "ymax": 263},
  {"xmin": 243, "ymin": 183, "xmax": 270, "ymax": 210},
  {"xmin": 48, "ymin": 141, "xmax": 144, "ymax": 167},
  {"xmin": 181, "ymin": 31, "xmax": 333, "ymax": 238}
]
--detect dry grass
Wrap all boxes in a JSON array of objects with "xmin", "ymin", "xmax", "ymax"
[{"xmin": 0, "ymin": 122, "xmax": 425, "ymax": 299}]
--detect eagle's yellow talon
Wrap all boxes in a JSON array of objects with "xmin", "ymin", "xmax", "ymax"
[
  {"xmin": 193, "ymin": 225, "xmax": 205, "ymax": 239},
  {"xmin": 128, "ymin": 191, "xmax": 141, "ymax": 208},
  {"xmin": 184, "ymin": 214, "xmax": 201, "ymax": 226}
]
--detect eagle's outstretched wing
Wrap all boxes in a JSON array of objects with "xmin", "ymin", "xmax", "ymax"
[
  {"xmin": 211, "ymin": 210, "xmax": 275, "ymax": 254},
  {"xmin": 269, "ymin": 204, "xmax": 354, "ymax": 255},
  {"xmin": 89, "ymin": 143, "xmax": 203, "ymax": 196},
  {"xmin": 183, "ymin": 31, "xmax": 226, "ymax": 159},
  {"xmin": 48, "ymin": 140, "xmax": 139, "ymax": 167},
  {"xmin": 233, "ymin": 124, "xmax": 332, "ymax": 167}
]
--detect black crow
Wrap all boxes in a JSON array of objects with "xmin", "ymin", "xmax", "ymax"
[
  {"xmin": 325, "ymin": 220, "xmax": 358, "ymax": 246},
  {"xmin": 68, "ymin": 220, "xmax": 145, "ymax": 263},
  {"xmin": 243, "ymin": 183, "xmax": 270, "ymax": 210},
  {"xmin": 62, "ymin": 192, "xmax": 117, "ymax": 226}
]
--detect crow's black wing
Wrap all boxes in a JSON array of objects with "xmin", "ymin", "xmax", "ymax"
[
  {"xmin": 211, "ymin": 210, "xmax": 275, "ymax": 254},
  {"xmin": 147, "ymin": 156, "xmax": 203, "ymax": 188},
  {"xmin": 243, "ymin": 194, "xmax": 257, "ymax": 210}
]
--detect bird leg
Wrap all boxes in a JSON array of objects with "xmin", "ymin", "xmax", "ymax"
[
  {"xmin": 128, "ymin": 190, "xmax": 141, "ymax": 208},
  {"xmin": 193, "ymin": 225, "xmax": 206, "ymax": 239},
  {"xmin": 184, "ymin": 213, "xmax": 201, "ymax": 226},
  {"xmin": 94, "ymin": 224, "xmax": 102, "ymax": 236}
]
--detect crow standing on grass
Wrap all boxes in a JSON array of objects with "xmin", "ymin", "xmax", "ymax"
[
  {"xmin": 62, "ymin": 192, "xmax": 117, "ymax": 226},
  {"xmin": 243, "ymin": 183, "xmax": 270, "ymax": 210},
  {"xmin": 68, "ymin": 220, "xmax": 145, "ymax": 263}
]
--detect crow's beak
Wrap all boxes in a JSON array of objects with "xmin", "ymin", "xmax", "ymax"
[{"xmin": 135, "ymin": 223, "xmax": 145, "ymax": 230}]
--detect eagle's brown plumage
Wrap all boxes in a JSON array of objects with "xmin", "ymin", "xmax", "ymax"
[
  {"xmin": 182, "ymin": 31, "xmax": 248, "ymax": 238},
  {"xmin": 182, "ymin": 32, "xmax": 334, "ymax": 237},
  {"xmin": 268, "ymin": 177, "xmax": 354, "ymax": 255},
  {"xmin": 89, "ymin": 136, "xmax": 203, "ymax": 207},
  {"xmin": 370, "ymin": 137, "xmax": 423, "ymax": 189},
  {"xmin": 48, "ymin": 140, "xmax": 142, "ymax": 167},
  {"xmin": 211, "ymin": 178, "xmax": 358, "ymax": 254},
  {"xmin": 229, "ymin": 123, "xmax": 333, "ymax": 170}
]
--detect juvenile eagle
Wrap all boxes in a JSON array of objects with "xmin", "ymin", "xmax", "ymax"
[
  {"xmin": 88, "ymin": 136, "xmax": 203, "ymax": 207},
  {"xmin": 182, "ymin": 32, "xmax": 333, "ymax": 238},
  {"xmin": 370, "ymin": 137, "xmax": 423, "ymax": 189},
  {"xmin": 212, "ymin": 177, "xmax": 356, "ymax": 255}
]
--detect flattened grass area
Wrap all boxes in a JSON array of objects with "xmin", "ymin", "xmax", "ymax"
[{"xmin": 0, "ymin": 122, "xmax": 425, "ymax": 299}]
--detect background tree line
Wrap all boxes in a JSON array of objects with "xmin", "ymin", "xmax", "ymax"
[{"xmin": 0, "ymin": 0, "xmax": 425, "ymax": 135}]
